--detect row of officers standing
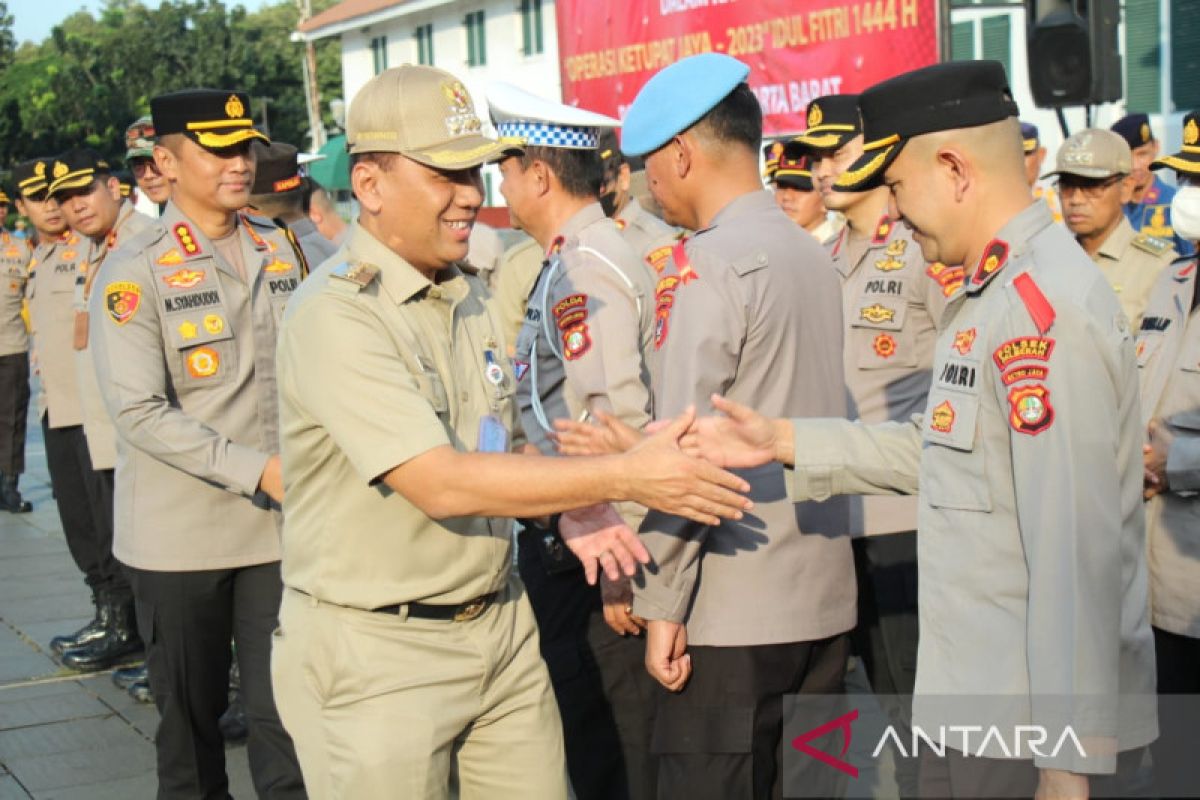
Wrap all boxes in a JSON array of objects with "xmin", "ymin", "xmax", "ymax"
[{"xmin": 1, "ymin": 54, "xmax": 1199, "ymax": 800}]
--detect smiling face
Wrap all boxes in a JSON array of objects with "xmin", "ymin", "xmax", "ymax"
[
  {"xmin": 811, "ymin": 136, "xmax": 865, "ymax": 211},
  {"xmin": 354, "ymin": 153, "xmax": 483, "ymax": 273},
  {"xmin": 155, "ymin": 135, "xmax": 256, "ymax": 215},
  {"xmin": 57, "ymin": 177, "xmax": 123, "ymax": 240},
  {"xmin": 882, "ymin": 139, "xmax": 962, "ymax": 266}
]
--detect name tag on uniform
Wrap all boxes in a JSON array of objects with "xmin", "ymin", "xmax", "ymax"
[{"xmin": 477, "ymin": 414, "xmax": 509, "ymax": 453}]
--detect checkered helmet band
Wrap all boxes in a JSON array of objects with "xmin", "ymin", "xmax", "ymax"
[{"xmin": 495, "ymin": 121, "xmax": 598, "ymax": 149}]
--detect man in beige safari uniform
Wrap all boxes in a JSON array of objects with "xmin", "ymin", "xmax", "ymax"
[
  {"xmin": 89, "ymin": 89, "xmax": 305, "ymax": 799},
  {"xmin": 1045, "ymin": 128, "xmax": 1175, "ymax": 328},
  {"xmin": 270, "ymin": 65, "xmax": 752, "ymax": 800}
]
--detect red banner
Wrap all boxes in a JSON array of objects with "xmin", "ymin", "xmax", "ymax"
[{"xmin": 557, "ymin": 0, "xmax": 940, "ymax": 136}]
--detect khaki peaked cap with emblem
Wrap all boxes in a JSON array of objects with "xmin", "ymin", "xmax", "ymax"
[
  {"xmin": 1041, "ymin": 128, "xmax": 1131, "ymax": 180},
  {"xmin": 47, "ymin": 148, "xmax": 112, "ymax": 196},
  {"xmin": 835, "ymin": 60, "xmax": 1018, "ymax": 192},
  {"xmin": 12, "ymin": 158, "xmax": 53, "ymax": 198},
  {"xmin": 151, "ymin": 89, "xmax": 268, "ymax": 150},
  {"xmin": 347, "ymin": 65, "xmax": 512, "ymax": 168}
]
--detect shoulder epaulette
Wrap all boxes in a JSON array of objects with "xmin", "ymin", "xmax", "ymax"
[
  {"xmin": 1130, "ymin": 232, "xmax": 1173, "ymax": 257},
  {"xmin": 117, "ymin": 222, "xmax": 168, "ymax": 258},
  {"xmin": 330, "ymin": 261, "xmax": 379, "ymax": 289},
  {"xmin": 1012, "ymin": 271, "xmax": 1056, "ymax": 335},
  {"xmin": 241, "ymin": 210, "xmax": 276, "ymax": 229}
]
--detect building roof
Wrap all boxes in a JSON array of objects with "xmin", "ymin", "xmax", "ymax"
[{"xmin": 298, "ymin": 0, "xmax": 403, "ymax": 33}]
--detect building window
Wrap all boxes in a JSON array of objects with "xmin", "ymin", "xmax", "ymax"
[
  {"xmin": 980, "ymin": 15, "xmax": 1011, "ymax": 81},
  {"xmin": 519, "ymin": 0, "xmax": 543, "ymax": 56},
  {"xmin": 1125, "ymin": 0, "xmax": 1161, "ymax": 113},
  {"xmin": 465, "ymin": 10, "xmax": 486, "ymax": 67},
  {"xmin": 370, "ymin": 36, "xmax": 388, "ymax": 74},
  {"xmin": 950, "ymin": 20, "xmax": 973, "ymax": 61},
  {"xmin": 415, "ymin": 23, "xmax": 434, "ymax": 66},
  {"xmin": 1171, "ymin": 0, "xmax": 1199, "ymax": 109}
]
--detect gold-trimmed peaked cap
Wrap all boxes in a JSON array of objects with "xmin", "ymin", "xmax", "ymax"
[
  {"xmin": 150, "ymin": 89, "xmax": 268, "ymax": 150},
  {"xmin": 775, "ymin": 141, "xmax": 815, "ymax": 191},
  {"xmin": 347, "ymin": 65, "xmax": 510, "ymax": 169},
  {"xmin": 793, "ymin": 94, "xmax": 862, "ymax": 150},
  {"xmin": 1151, "ymin": 110, "xmax": 1200, "ymax": 176},
  {"xmin": 12, "ymin": 158, "xmax": 53, "ymax": 198},
  {"xmin": 47, "ymin": 148, "xmax": 112, "ymax": 197},
  {"xmin": 835, "ymin": 61, "xmax": 1018, "ymax": 192}
]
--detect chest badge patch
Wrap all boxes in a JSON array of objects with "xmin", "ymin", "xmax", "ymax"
[
  {"xmin": 952, "ymin": 328, "xmax": 977, "ymax": 356},
  {"xmin": 186, "ymin": 346, "xmax": 220, "ymax": 378},
  {"xmin": 860, "ymin": 303, "xmax": 895, "ymax": 324},
  {"xmin": 930, "ymin": 400, "xmax": 956, "ymax": 433},
  {"xmin": 873, "ymin": 332, "xmax": 897, "ymax": 358},
  {"xmin": 162, "ymin": 268, "xmax": 205, "ymax": 289},
  {"xmin": 1008, "ymin": 384, "xmax": 1054, "ymax": 435}
]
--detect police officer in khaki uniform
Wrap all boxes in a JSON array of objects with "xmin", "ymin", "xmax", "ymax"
[
  {"xmin": 0, "ymin": 187, "xmax": 33, "ymax": 513},
  {"xmin": 1138, "ymin": 114, "xmax": 1200, "ymax": 795},
  {"xmin": 1044, "ymin": 128, "xmax": 1174, "ymax": 328},
  {"xmin": 803, "ymin": 90, "xmax": 949, "ymax": 798},
  {"xmin": 490, "ymin": 235, "xmax": 543, "ymax": 354},
  {"xmin": 125, "ymin": 116, "xmax": 171, "ymax": 212},
  {"xmin": 269, "ymin": 64, "xmax": 752, "ymax": 800},
  {"xmin": 23, "ymin": 158, "xmax": 122, "ymax": 657},
  {"xmin": 248, "ymin": 140, "xmax": 335, "ymax": 267},
  {"xmin": 490, "ymin": 83, "xmax": 660, "ymax": 800},
  {"xmin": 685, "ymin": 61, "xmax": 1157, "ymax": 798},
  {"xmin": 1022, "ymin": 122, "xmax": 1063, "ymax": 225},
  {"xmin": 770, "ymin": 145, "xmax": 837, "ymax": 241},
  {"xmin": 1113, "ymin": 112, "xmax": 1194, "ymax": 257},
  {"xmin": 595, "ymin": 129, "xmax": 680, "ymax": 276},
  {"xmin": 47, "ymin": 148, "xmax": 155, "ymax": 672},
  {"xmin": 88, "ymin": 89, "xmax": 305, "ymax": 799},
  {"xmin": 621, "ymin": 54, "xmax": 854, "ymax": 798}
]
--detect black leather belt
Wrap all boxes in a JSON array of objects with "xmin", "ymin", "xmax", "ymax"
[{"xmin": 372, "ymin": 592, "xmax": 498, "ymax": 623}]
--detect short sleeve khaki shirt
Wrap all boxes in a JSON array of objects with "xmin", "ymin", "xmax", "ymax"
[{"xmin": 278, "ymin": 223, "xmax": 518, "ymax": 609}]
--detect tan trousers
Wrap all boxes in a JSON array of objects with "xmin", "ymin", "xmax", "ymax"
[{"xmin": 271, "ymin": 579, "xmax": 568, "ymax": 799}]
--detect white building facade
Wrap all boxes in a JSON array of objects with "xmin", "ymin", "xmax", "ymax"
[{"xmin": 297, "ymin": 0, "xmax": 565, "ymax": 205}]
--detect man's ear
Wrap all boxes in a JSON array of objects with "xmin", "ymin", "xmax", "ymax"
[
  {"xmin": 350, "ymin": 162, "xmax": 384, "ymax": 215},
  {"xmin": 672, "ymin": 134, "xmax": 695, "ymax": 180},
  {"xmin": 153, "ymin": 144, "xmax": 177, "ymax": 182},
  {"xmin": 105, "ymin": 176, "xmax": 122, "ymax": 202},
  {"xmin": 1118, "ymin": 174, "xmax": 1135, "ymax": 204},
  {"xmin": 936, "ymin": 145, "xmax": 972, "ymax": 203},
  {"xmin": 531, "ymin": 159, "xmax": 553, "ymax": 198}
]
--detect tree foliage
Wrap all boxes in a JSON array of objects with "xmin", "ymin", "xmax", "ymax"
[{"xmin": 0, "ymin": 0, "xmax": 342, "ymax": 167}]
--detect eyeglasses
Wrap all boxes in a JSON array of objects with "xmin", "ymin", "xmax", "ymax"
[{"xmin": 1053, "ymin": 176, "xmax": 1124, "ymax": 199}]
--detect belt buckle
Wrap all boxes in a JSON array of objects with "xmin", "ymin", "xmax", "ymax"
[{"xmin": 454, "ymin": 596, "xmax": 488, "ymax": 623}]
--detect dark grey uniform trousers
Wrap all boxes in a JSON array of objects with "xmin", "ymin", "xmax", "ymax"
[
  {"xmin": 129, "ymin": 562, "xmax": 305, "ymax": 800},
  {"xmin": 41, "ymin": 415, "xmax": 128, "ymax": 596},
  {"xmin": 652, "ymin": 633, "xmax": 850, "ymax": 800},
  {"xmin": 518, "ymin": 524, "xmax": 659, "ymax": 800},
  {"xmin": 0, "ymin": 352, "xmax": 29, "ymax": 474}
]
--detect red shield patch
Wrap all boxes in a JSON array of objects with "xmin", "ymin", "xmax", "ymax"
[{"xmin": 104, "ymin": 281, "xmax": 142, "ymax": 325}]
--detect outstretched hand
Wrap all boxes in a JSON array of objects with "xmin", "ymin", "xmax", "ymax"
[
  {"xmin": 559, "ymin": 503, "xmax": 651, "ymax": 585},
  {"xmin": 675, "ymin": 395, "xmax": 782, "ymax": 469},
  {"xmin": 553, "ymin": 411, "xmax": 667, "ymax": 456},
  {"xmin": 621, "ymin": 406, "xmax": 752, "ymax": 526}
]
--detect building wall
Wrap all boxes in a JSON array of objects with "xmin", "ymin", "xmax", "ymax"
[{"xmin": 335, "ymin": 0, "xmax": 561, "ymax": 204}]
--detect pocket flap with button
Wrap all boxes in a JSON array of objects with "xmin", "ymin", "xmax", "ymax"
[
  {"xmin": 412, "ymin": 367, "xmax": 449, "ymax": 415},
  {"xmin": 731, "ymin": 250, "xmax": 769, "ymax": 277}
]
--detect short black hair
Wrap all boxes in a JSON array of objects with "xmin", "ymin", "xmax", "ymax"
[
  {"xmin": 520, "ymin": 145, "xmax": 603, "ymax": 199},
  {"xmin": 596, "ymin": 129, "xmax": 644, "ymax": 186},
  {"xmin": 693, "ymin": 83, "xmax": 762, "ymax": 154}
]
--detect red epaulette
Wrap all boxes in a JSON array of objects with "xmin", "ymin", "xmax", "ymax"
[{"xmin": 1012, "ymin": 272, "xmax": 1055, "ymax": 335}]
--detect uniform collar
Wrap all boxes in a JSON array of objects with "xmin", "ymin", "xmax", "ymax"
[
  {"xmin": 615, "ymin": 196, "xmax": 645, "ymax": 229},
  {"xmin": 965, "ymin": 200, "xmax": 1054, "ymax": 295},
  {"xmin": 558, "ymin": 202, "xmax": 606, "ymax": 242},
  {"xmin": 703, "ymin": 190, "xmax": 776, "ymax": 234},
  {"xmin": 289, "ymin": 217, "xmax": 319, "ymax": 240},
  {"xmin": 345, "ymin": 222, "xmax": 469, "ymax": 306},
  {"xmin": 1094, "ymin": 217, "xmax": 1136, "ymax": 262}
]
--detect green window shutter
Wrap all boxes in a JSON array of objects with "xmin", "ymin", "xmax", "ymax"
[
  {"xmin": 951, "ymin": 20, "xmax": 974, "ymax": 62},
  {"xmin": 1125, "ymin": 0, "xmax": 1161, "ymax": 113},
  {"xmin": 520, "ymin": 0, "xmax": 531, "ymax": 57},
  {"xmin": 980, "ymin": 15, "xmax": 1010, "ymax": 80},
  {"xmin": 1171, "ymin": 0, "xmax": 1200, "ymax": 109},
  {"xmin": 477, "ymin": 11, "xmax": 487, "ymax": 66},
  {"xmin": 465, "ymin": 15, "xmax": 476, "ymax": 65}
]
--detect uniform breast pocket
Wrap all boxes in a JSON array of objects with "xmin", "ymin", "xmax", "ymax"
[
  {"xmin": 1177, "ymin": 333, "xmax": 1200, "ymax": 375},
  {"xmin": 920, "ymin": 389, "xmax": 992, "ymax": 512},
  {"xmin": 165, "ymin": 314, "xmax": 237, "ymax": 389},
  {"xmin": 265, "ymin": 273, "xmax": 300, "ymax": 325},
  {"xmin": 1136, "ymin": 333, "xmax": 1164, "ymax": 369},
  {"xmin": 852, "ymin": 297, "xmax": 919, "ymax": 369},
  {"xmin": 50, "ymin": 264, "xmax": 77, "ymax": 294},
  {"xmin": 412, "ymin": 367, "xmax": 450, "ymax": 417}
]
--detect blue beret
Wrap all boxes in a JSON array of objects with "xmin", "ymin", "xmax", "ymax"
[{"xmin": 621, "ymin": 53, "xmax": 751, "ymax": 157}]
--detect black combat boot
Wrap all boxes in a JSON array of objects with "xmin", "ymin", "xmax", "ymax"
[
  {"xmin": 50, "ymin": 592, "xmax": 108, "ymax": 655},
  {"xmin": 60, "ymin": 594, "xmax": 144, "ymax": 672},
  {"xmin": 0, "ymin": 474, "xmax": 31, "ymax": 513},
  {"xmin": 219, "ymin": 658, "xmax": 247, "ymax": 743}
]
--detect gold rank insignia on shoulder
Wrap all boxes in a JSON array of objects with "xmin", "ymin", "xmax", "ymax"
[
  {"xmin": 331, "ymin": 261, "xmax": 379, "ymax": 287},
  {"xmin": 1131, "ymin": 233, "xmax": 1171, "ymax": 257}
]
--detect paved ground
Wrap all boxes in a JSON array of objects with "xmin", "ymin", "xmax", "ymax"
[{"xmin": 0, "ymin": 406, "xmax": 255, "ymax": 799}]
